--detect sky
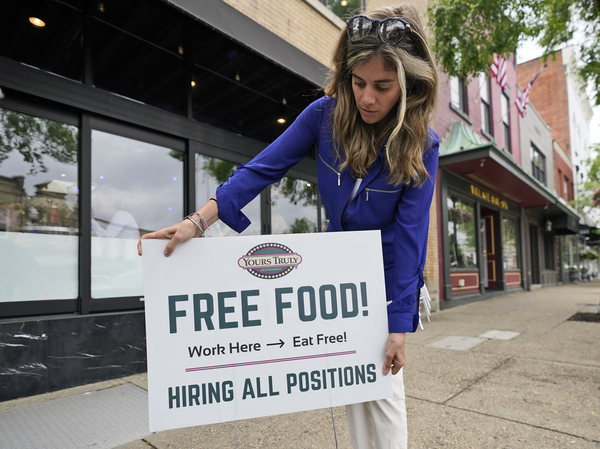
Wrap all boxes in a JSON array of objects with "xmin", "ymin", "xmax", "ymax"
[{"xmin": 517, "ymin": 39, "xmax": 600, "ymax": 149}]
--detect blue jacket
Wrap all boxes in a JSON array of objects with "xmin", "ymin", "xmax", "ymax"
[{"xmin": 217, "ymin": 96, "xmax": 439, "ymax": 333}]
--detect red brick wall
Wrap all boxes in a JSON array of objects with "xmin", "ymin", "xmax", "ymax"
[
  {"xmin": 554, "ymin": 150, "xmax": 573, "ymax": 200},
  {"xmin": 488, "ymin": 55, "xmax": 521, "ymax": 163},
  {"xmin": 434, "ymin": 55, "xmax": 521, "ymax": 163},
  {"xmin": 517, "ymin": 52, "xmax": 571, "ymax": 157},
  {"xmin": 433, "ymin": 54, "xmax": 522, "ymax": 301}
]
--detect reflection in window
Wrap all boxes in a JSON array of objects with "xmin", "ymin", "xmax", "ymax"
[
  {"xmin": 562, "ymin": 236, "xmax": 574, "ymax": 269},
  {"xmin": 195, "ymin": 154, "xmax": 260, "ymax": 236},
  {"xmin": 447, "ymin": 195, "xmax": 477, "ymax": 268},
  {"xmin": 0, "ymin": 108, "xmax": 79, "ymax": 302},
  {"xmin": 502, "ymin": 216, "xmax": 520, "ymax": 269},
  {"xmin": 531, "ymin": 143, "xmax": 546, "ymax": 185},
  {"xmin": 321, "ymin": 203, "xmax": 329, "ymax": 232},
  {"xmin": 480, "ymin": 74, "xmax": 491, "ymax": 135},
  {"xmin": 271, "ymin": 177, "xmax": 319, "ymax": 234},
  {"xmin": 91, "ymin": 130, "xmax": 183, "ymax": 298},
  {"xmin": 502, "ymin": 93, "xmax": 511, "ymax": 153},
  {"xmin": 450, "ymin": 77, "xmax": 468, "ymax": 114},
  {"xmin": 322, "ymin": 0, "xmax": 361, "ymax": 19}
]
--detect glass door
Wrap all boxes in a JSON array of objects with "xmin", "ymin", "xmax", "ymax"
[
  {"xmin": 480, "ymin": 218, "xmax": 488, "ymax": 288},
  {"xmin": 90, "ymin": 129, "xmax": 184, "ymax": 300}
]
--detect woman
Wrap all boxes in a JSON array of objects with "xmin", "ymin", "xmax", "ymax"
[{"xmin": 139, "ymin": 4, "xmax": 438, "ymax": 448}]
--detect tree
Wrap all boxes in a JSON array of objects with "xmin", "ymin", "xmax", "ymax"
[
  {"xmin": 204, "ymin": 158, "xmax": 237, "ymax": 184},
  {"xmin": 0, "ymin": 109, "xmax": 78, "ymax": 175},
  {"xmin": 577, "ymin": 143, "xmax": 600, "ymax": 210},
  {"xmin": 428, "ymin": 0, "xmax": 600, "ymax": 105},
  {"xmin": 272, "ymin": 177, "xmax": 318, "ymax": 207},
  {"xmin": 287, "ymin": 217, "xmax": 317, "ymax": 234}
]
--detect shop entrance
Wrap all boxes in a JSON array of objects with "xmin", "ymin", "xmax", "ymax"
[
  {"xmin": 529, "ymin": 224, "xmax": 541, "ymax": 285},
  {"xmin": 481, "ymin": 208, "xmax": 499, "ymax": 289}
]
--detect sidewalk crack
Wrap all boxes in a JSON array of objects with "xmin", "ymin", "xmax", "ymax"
[
  {"xmin": 444, "ymin": 404, "xmax": 600, "ymax": 444},
  {"xmin": 441, "ymin": 356, "xmax": 514, "ymax": 405},
  {"xmin": 142, "ymin": 438, "xmax": 158, "ymax": 448},
  {"xmin": 407, "ymin": 397, "xmax": 600, "ymax": 444}
]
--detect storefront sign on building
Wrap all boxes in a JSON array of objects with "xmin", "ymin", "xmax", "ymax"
[
  {"xmin": 470, "ymin": 184, "xmax": 509, "ymax": 209},
  {"xmin": 142, "ymin": 231, "xmax": 391, "ymax": 432}
]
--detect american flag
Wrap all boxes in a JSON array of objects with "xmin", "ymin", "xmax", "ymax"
[
  {"xmin": 515, "ymin": 65, "xmax": 546, "ymax": 118},
  {"xmin": 490, "ymin": 54, "xmax": 507, "ymax": 90}
]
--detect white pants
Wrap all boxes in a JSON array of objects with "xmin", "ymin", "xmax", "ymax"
[{"xmin": 345, "ymin": 368, "xmax": 407, "ymax": 449}]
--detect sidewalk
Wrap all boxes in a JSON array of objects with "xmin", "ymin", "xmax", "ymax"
[{"xmin": 1, "ymin": 282, "xmax": 599, "ymax": 448}]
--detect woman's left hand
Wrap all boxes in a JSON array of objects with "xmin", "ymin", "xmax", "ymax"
[{"xmin": 382, "ymin": 332, "xmax": 406, "ymax": 376}]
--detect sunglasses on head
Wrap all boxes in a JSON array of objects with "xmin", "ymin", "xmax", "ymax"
[{"xmin": 346, "ymin": 15, "xmax": 411, "ymax": 45}]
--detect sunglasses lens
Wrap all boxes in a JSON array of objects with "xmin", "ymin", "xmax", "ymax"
[
  {"xmin": 347, "ymin": 17, "xmax": 373, "ymax": 41},
  {"xmin": 380, "ymin": 19, "xmax": 406, "ymax": 44}
]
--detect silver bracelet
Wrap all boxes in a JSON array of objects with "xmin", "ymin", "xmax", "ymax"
[{"xmin": 183, "ymin": 213, "xmax": 208, "ymax": 238}]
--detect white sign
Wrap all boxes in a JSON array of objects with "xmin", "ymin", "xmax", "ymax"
[{"xmin": 142, "ymin": 231, "xmax": 391, "ymax": 433}]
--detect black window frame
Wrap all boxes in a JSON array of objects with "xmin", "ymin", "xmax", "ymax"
[
  {"xmin": 479, "ymin": 74, "xmax": 492, "ymax": 137},
  {"xmin": 0, "ymin": 92, "xmax": 80, "ymax": 318},
  {"xmin": 502, "ymin": 92, "xmax": 511, "ymax": 153},
  {"xmin": 450, "ymin": 76, "xmax": 470, "ymax": 123},
  {"xmin": 530, "ymin": 143, "xmax": 546, "ymax": 185},
  {"xmin": 84, "ymin": 116, "xmax": 187, "ymax": 314}
]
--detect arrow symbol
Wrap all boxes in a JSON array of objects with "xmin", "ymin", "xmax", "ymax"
[{"xmin": 267, "ymin": 339, "xmax": 284, "ymax": 348}]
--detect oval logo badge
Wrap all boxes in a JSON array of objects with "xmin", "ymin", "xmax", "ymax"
[{"xmin": 238, "ymin": 243, "xmax": 302, "ymax": 279}]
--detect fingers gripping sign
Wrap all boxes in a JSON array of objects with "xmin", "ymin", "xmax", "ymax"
[
  {"xmin": 137, "ymin": 220, "xmax": 196, "ymax": 257},
  {"xmin": 382, "ymin": 332, "xmax": 405, "ymax": 376},
  {"xmin": 137, "ymin": 197, "xmax": 219, "ymax": 257}
]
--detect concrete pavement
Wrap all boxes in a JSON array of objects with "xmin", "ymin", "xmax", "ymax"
[{"xmin": 1, "ymin": 281, "xmax": 599, "ymax": 448}]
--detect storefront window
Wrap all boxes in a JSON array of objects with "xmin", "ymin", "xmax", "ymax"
[
  {"xmin": 502, "ymin": 216, "xmax": 521, "ymax": 269},
  {"xmin": 562, "ymin": 236, "xmax": 574, "ymax": 269},
  {"xmin": 0, "ymin": 108, "xmax": 79, "ymax": 302},
  {"xmin": 271, "ymin": 177, "xmax": 319, "ymax": 234},
  {"xmin": 195, "ymin": 154, "xmax": 260, "ymax": 236},
  {"xmin": 447, "ymin": 196, "xmax": 477, "ymax": 268},
  {"xmin": 91, "ymin": 130, "xmax": 183, "ymax": 298},
  {"xmin": 321, "ymin": 203, "xmax": 329, "ymax": 232}
]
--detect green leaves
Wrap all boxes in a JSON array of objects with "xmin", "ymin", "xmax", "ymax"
[
  {"xmin": 429, "ymin": 0, "xmax": 525, "ymax": 79},
  {"xmin": 0, "ymin": 110, "xmax": 77, "ymax": 175},
  {"xmin": 428, "ymin": 0, "xmax": 600, "ymax": 104},
  {"xmin": 571, "ymin": 143, "xmax": 600, "ymax": 210}
]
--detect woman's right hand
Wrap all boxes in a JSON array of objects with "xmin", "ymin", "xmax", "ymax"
[
  {"xmin": 136, "ymin": 219, "xmax": 196, "ymax": 257},
  {"xmin": 137, "ymin": 197, "xmax": 219, "ymax": 258}
]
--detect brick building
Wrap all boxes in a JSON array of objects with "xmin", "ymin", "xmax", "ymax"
[
  {"xmin": 433, "ymin": 52, "xmax": 579, "ymax": 308},
  {"xmin": 517, "ymin": 50, "xmax": 575, "ymax": 201},
  {"xmin": 517, "ymin": 47, "xmax": 596, "ymax": 281}
]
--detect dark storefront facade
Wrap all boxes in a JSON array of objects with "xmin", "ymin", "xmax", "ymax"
[
  {"xmin": 437, "ymin": 121, "xmax": 580, "ymax": 308},
  {"xmin": 0, "ymin": 0, "xmax": 329, "ymax": 400}
]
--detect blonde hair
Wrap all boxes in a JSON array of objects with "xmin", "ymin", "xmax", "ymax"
[{"xmin": 325, "ymin": 5, "xmax": 438, "ymax": 187}]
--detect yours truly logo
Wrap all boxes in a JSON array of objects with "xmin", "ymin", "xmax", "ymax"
[{"xmin": 238, "ymin": 243, "xmax": 302, "ymax": 279}]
